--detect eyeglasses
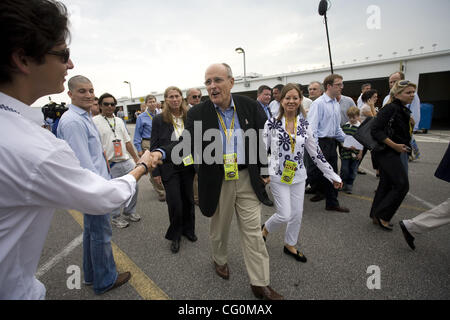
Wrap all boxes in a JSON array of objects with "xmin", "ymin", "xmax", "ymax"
[
  {"xmin": 333, "ymin": 82, "xmax": 344, "ymax": 88},
  {"xmin": 47, "ymin": 48, "xmax": 70, "ymax": 64},
  {"xmin": 191, "ymin": 95, "xmax": 202, "ymax": 99},
  {"xmin": 102, "ymin": 102, "xmax": 116, "ymax": 107}
]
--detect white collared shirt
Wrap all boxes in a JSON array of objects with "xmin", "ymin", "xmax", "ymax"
[
  {"xmin": 93, "ymin": 115, "xmax": 132, "ymax": 162},
  {"xmin": 0, "ymin": 92, "xmax": 137, "ymax": 299},
  {"xmin": 263, "ymin": 115, "xmax": 341, "ymax": 185}
]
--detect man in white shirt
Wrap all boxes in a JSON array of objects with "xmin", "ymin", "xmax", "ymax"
[
  {"xmin": 186, "ymin": 88, "xmax": 202, "ymax": 108},
  {"xmin": 268, "ymin": 84, "xmax": 284, "ymax": 117},
  {"xmin": 0, "ymin": 0, "xmax": 154, "ymax": 299},
  {"xmin": 94, "ymin": 93, "xmax": 141, "ymax": 228},
  {"xmin": 307, "ymin": 74, "xmax": 350, "ymax": 213},
  {"xmin": 357, "ymin": 83, "xmax": 371, "ymax": 108}
]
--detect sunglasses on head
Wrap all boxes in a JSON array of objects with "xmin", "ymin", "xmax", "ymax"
[
  {"xmin": 398, "ymin": 80, "xmax": 411, "ymax": 86},
  {"xmin": 47, "ymin": 48, "xmax": 70, "ymax": 64},
  {"xmin": 102, "ymin": 102, "xmax": 116, "ymax": 107}
]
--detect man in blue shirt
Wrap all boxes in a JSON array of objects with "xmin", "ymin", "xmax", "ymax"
[
  {"xmin": 133, "ymin": 94, "xmax": 165, "ymax": 201},
  {"xmin": 257, "ymin": 85, "xmax": 273, "ymax": 120},
  {"xmin": 57, "ymin": 75, "xmax": 131, "ymax": 295},
  {"xmin": 307, "ymin": 74, "xmax": 349, "ymax": 213}
]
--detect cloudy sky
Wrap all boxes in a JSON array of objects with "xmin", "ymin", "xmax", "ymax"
[{"xmin": 32, "ymin": 0, "xmax": 450, "ymax": 107}]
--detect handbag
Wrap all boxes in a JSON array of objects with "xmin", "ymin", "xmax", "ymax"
[
  {"xmin": 354, "ymin": 109, "xmax": 397, "ymax": 152},
  {"xmin": 353, "ymin": 117, "xmax": 385, "ymax": 152}
]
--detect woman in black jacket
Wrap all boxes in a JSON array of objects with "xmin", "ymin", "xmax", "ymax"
[
  {"xmin": 151, "ymin": 86, "xmax": 196, "ymax": 253},
  {"xmin": 370, "ymin": 80, "xmax": 416, "ymax": 230}
]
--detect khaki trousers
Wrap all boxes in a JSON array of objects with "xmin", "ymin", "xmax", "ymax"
[
  {"xmin": 141, "ymin": 140, "xmax": 165, "ymax": 198},
  {"xmin": 404, "ymin": 197, "xmax": 450, "ymax": 236},
  {"xmin": 210, "ymin": 169, "xmax": 270, "ymax": 286}
]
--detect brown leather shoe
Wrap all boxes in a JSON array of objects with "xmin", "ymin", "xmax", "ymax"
[
  {"xmin": 325, "ymin": 205, "xmax": 350, "ymax": 213},
  {"xmin": 214, "ymin": 261, "xmax": 229, "ymax": 280},
  {"xmin": 99, "ymin": 272, "xmax": 131, "ymax": 294},
  {"xmin": 251, "ymin": 285, "xmax": 284, "ymax": 300}
]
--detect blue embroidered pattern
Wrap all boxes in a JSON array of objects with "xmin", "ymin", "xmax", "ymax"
[
  {"xmin": 267, "ymin": 118, "xmax": 282, "ymax": 131},
  {"xmin": 0, "ymin": 104, "xmax": 20, "ymax": 115},
  {"xmin": 278, "ymin": 132, "xmax": 291, "ymax": 151}
]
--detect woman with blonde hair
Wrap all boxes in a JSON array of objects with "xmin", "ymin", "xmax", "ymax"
[
  {"xmin": 261, "ymin": 83, "xmax": 342, "ymax": 262},
  {"xmin": 151, "ymin": 86, "xmax": 196, "ymax": 253},
  {"xmin": 369, "ymin": 80, "xmax": 416, "ymax": 230}
]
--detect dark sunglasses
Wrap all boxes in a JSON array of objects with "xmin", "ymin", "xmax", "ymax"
[
  {"xmin": 47, "ymin": 48, "xmax": 70, "ymax": 63},
  {"xmin": 398, "ymin": 80, "xmax": 411, "ymax": 86},
  {"xmin": 102, "ymin": 102, "xmax": 116, "ymax": 107},
  {"xmin": 191, "ymin": 95, "xmax": 202, "ymax": 99}
]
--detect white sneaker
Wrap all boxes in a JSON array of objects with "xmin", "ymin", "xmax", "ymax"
[
  {"xmin": 124, "ymin": 213, "xmax": 141, "ymax": 222},
  {"xmin": 111, "ymin": 216, "xmax": 129, "ymax": 228}
]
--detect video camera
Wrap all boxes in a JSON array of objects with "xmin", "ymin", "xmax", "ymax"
[{"xmin": 42, "ymin": 102, "xmax": 68, "ymax": 120}]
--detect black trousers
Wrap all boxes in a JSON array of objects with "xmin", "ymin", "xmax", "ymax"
[
  {"xmin": 162, "ymin": 167, "xmax": 195, "ymax": 241},
  {"xmin": 310, "ymin": 137, "xmax": 340, "ymax": 208},
  {"xmin": 370, "ymin": 149, "xmax": 409, "ymax": 221}
]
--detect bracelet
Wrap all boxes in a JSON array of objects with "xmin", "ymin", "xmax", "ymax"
[{"xmin": 135, "ymin": 162, "xmax": 149, "ymax": 174}]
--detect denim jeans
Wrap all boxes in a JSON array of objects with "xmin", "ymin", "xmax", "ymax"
[
  {"xmin": 83, "ymin": 213, "xmax": 118, "ymax": 294},
  {"xmin": 110, "ymin": 159, "xmax": 138, "ymax": 218},
  {"xmin": 340, "ymin": 158, "xmax": 359, "ymax": 188}
]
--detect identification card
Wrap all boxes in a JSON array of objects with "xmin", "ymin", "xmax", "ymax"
[
  {"xmin": 183, "ymin": 154, "xmax": 194, "ymax": 166},
  {"xmin": 113, "ymin": 139, "xmax": 123, "ymax": 157},
  {"xmin": 281, "ymin": 160, "xmax": 297, "ymax": 185},
  {"xmin": 224, "ymin": 153, "xmax": 239, "ymax": 181}
]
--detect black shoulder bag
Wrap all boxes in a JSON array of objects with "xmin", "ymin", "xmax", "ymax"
[{"xmin": 354, "ymin": 109, "xmax": 397, "ymax": 152}]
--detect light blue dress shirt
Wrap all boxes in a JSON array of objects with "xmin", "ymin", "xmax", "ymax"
[
  {"xmin": 57, "ymin": 104, "xmax": 110, "ymax": 180},
  {"xmin": 307, "ymin": 93, "xmax": 347, "ymax": 143},
  {"xmin": 133, "ymin": 109, "xmax": 156, "ymax": 152}
]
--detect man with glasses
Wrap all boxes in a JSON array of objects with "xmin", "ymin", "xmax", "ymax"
[
  {"xmin": 134, "ymin": 94, "xmax": 166, "ymax": 201},
  {"xmin": 93, "ymin": 93, "xmax": 141, "ymax": 228},
  {"xmin": 307, "ymin": 74, "xmax": 350, "ymax": 213},
  {"xmin": 186, "ymin": 88, "xmax": 202, "ymax": 108}
]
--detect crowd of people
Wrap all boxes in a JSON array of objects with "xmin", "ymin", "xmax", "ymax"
[{"xmin": 0, "ymin": 0, "xmax": 449, "ymax": 301}]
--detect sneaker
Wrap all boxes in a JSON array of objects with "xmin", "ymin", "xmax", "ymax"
[
  {"xmin": 111, "ymin": 216, "xmax": 129, "ymax": 228},
  {"xmin": 124, "ymin": 213, "xmax": 141, "ymax": 222}
]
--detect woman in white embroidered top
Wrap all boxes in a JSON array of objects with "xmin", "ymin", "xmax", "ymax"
[{"xmin": 261, "ymin": 83, "xmax": 342, "ymax": 262}]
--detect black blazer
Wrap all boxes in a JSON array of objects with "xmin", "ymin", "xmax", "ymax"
[
  {"xmin": 435, "ymin": 142, "xmax": 450, "ymax": 183},
  {"xmin": 161, "ymin": 95, "xmax": 268, "ymax": 217},
  {"xmin": 150, "ymin": 113, "xmax": 194, "ymax": 182}
]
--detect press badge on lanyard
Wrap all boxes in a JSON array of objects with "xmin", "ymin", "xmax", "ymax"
[
  {"xmin": 224, "ymin": 153, "xmax": 239, "ymax": 181},
  {"xmin": 281, "ymin": 160, "xmax": 297, "ymax": 185},
  {"xmin": 113, "ymin": 139, "xmax": 123, "ymax": 157},
  {"xmin": 183, "ymin": 154, "xmax": 194, "ymax": 166}
]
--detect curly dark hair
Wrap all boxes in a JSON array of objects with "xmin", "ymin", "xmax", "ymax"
[{"xmin": 0, "ymin": 0, "xmax": 70, "ymax": 83}]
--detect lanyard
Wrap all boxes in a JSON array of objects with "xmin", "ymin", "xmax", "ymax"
[
  {"xmin": 146, "ymin": 110, "xmax": 154, "ymax": 120},
  {"xmin": 285, "ymin": 117, "xmax": 297, "ymax": 154},
  {"xmin": 216, "ymin": 107, "xmax": 236, "ymax": 145},
  {"xmin": 103, "ymin": 116, "xmax": 116, "ymax": 137}
]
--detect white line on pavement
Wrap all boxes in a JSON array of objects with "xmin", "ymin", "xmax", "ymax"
[{"xmin": 36, "ymin": 233, "xmax": 83, "ymax": 279}]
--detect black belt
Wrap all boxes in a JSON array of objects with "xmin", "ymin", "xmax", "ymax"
[
  {"xmin": 319, "ymin": 137, "xmax": 336, "ymax": 141},
  {"xmin": 238, "ymin": 164, "xmax": 248, "ymax": 170},
  {"xmin": 142, "ymin": 138, "xmax": 150, "ymax": 141}
]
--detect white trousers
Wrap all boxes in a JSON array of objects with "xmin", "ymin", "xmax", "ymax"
[
  {"xmin": 265, "ymin": 180, "xmax": 305, "ymax": 246},
  {"xmin": 403, "ymin": 197, "xmax": 450, "ymax": 236}
]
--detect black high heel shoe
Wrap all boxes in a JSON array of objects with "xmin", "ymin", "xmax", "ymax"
[
  {"xmin": 283, "ymin": 246, "xmax": 307, "ymax": 263},
  {"xmin": 376, "ymin": 218, "xmax": 393, "ymax": 231}
]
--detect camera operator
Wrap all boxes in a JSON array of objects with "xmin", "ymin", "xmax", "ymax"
[
  {"xmin": 0, "ymin": 0, "xmax": 160, "ymax": 299},
  {"xmin": 42, "ymin": 101, "xmax": 68, "ymax": 135}
]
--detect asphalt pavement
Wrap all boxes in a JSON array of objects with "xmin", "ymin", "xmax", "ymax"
[{"xmin": 37, "ymin": 127, "xmax": 450, "ymax": 300}]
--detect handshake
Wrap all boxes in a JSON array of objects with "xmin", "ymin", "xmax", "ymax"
[{"xmin": 134, "ymin": 150, "xmax": 164, "ymax": 175}]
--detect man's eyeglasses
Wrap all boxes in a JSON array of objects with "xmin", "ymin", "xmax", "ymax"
[
  {"xmin": 333, "ymin": 82, "xmax": 344, "ymax": 88},
  {"xmin": 47, "ymin": 48, "xmax": 70, "ymax": 64},
  {"xmin": 191, "ymin": 95, "xmax": 202, "ymax": 99},
  {"xmin": 102, "ymin": 102, "xmax": 116, "ymax": 107}
]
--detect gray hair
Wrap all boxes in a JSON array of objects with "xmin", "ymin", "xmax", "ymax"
[
  {"xmin": 222, "ymin": 63, "xmax": 233, "ymax": 78},
  {"xmin": 186, "ymin": 88, "xmax": 202, "ymax": 98},
  {"xmin": 68, "ymin": 75, "xmax": 92, "ymax": 91},
  {"xmin": 308, "ymin": 81, "xmax": 324, "ymax": 92}
]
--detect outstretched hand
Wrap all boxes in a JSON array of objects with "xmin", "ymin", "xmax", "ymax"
[
  {"xmin": 138, "ymin": 150, "xmax": 163, "ymax": 172},
  {"xmin": 333, "ymin": 180, "xmax": 343, "ymax": 190}
]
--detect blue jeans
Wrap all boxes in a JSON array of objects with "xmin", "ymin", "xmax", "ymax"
[
  {"xmin": 83, "ymin": 213, "xmax": 118, "ymax": 294},
  {"xmin": 340, "ymin": 158, "xmax": 359, "ymax": 188},
  {"xmin": 110, "ymin": 159, "xmax": 138, "ymax": 218}
]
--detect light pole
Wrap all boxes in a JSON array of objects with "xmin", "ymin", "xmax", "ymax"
[
  {"xmin": 318, "ymin": 0, "xmax": 334, "ymax": 74},
  {"xmin": 123, "ymin": 81, "xmax": 133, "ymax": 102},
  {"xmin": 235, "ymin": 47, "xmax": 250, "ymax": 87}
]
